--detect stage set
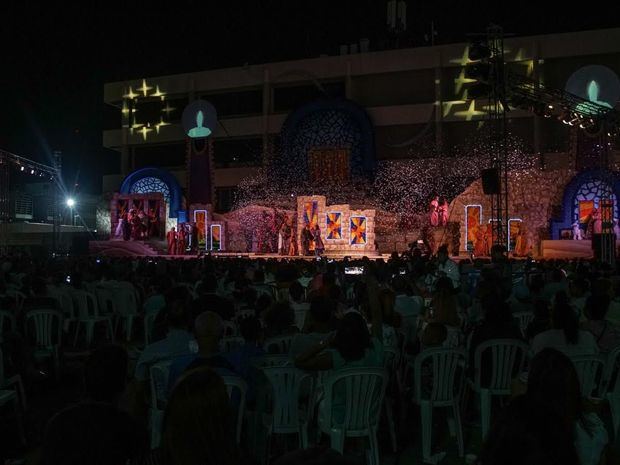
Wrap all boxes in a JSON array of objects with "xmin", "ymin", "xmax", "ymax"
[{"xmin": 93, "ymin": 96, "xmax": 620, "ymax": 260}]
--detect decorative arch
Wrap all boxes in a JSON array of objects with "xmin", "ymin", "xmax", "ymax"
[
  {"xmin": 120, "ymin": 167, "xmax": 183, "ymax": 218},
  {"xmin": 278, "ymin": 98, "xmax": 376, "ymax": 179},
  {"xmin": 550, "ymin": 169, "xmax": 620, "ymax": 239}
]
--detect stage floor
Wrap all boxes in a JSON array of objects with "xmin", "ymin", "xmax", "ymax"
[{"xmin": 89, "ymin": 240, "xmax": 390, "ymax": 260}]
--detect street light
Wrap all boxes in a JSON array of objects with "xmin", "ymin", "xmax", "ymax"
[{"xmin": 66, "ymin": 198, "xmax": 75, "ymax": 225}]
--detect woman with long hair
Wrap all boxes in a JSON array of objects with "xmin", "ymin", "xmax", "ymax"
[
  {"xmin": 161, "ymin": 368, "xmax": 238, "ymax": 465},
  {"xmin": 530, "ymin": 291, "xmax": 598, "ymax": 356}
]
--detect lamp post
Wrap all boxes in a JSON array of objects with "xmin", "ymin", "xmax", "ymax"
[{"xmin": 66, "ymin": 198, "xmax": 75, "ymax": 226}]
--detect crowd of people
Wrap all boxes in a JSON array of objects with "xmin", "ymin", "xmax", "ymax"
[
  {"xmin": 0, "ymin": 246, "xmax": 619, "ymax": 464},
  {"xmin": 115, "ymin": 208, "xmax": 161, "ymax": 241}
]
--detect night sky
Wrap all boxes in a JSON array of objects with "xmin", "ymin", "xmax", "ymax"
[{"xmin": 0, "ymin": 2, "xmax": 617, "ymax": 194}]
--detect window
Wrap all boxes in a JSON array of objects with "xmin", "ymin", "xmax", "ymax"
[
  {"xmin": 133, "ymin": 143, "xmax": 186, "ymax": 169},
  {"xmin": 273, "ymin": 82, "xmax": 345, "ymax": 112},
  {"xmin": 215, "ymin": 187, "xmax": 237, "ymax": 212},
  {"xmin": 203, "ymin": 90, "xmax": 263, "ymax": 117},
  {"xmin": 212, "ymin": 138, "xmax": 262, "ymax": 168},
  {"xmin": 129, "ymin": 177, "xmax": 171, "ymax": 203}
]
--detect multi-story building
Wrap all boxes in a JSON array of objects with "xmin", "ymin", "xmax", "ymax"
[{"xmin": 102, "ymin": 27, "xmax": 620, "ymax": 214}]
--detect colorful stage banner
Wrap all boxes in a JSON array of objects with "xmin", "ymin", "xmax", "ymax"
[
  {"xmin": 326, "ymin": 212, "xmax": 342, "ymax": 240},
  {"xmin": 210, "ymin": 224, "xmax": 221, "ymax": 251},
  {"xmin": 350, "ymin": 216, "xmax": 367, "ymax": 245},
  {"xmin": 303, "ymin": 201, "xmax": 319, "ymax": 229},
  {"xmin": 579, "ymin": 200, "xmax": 594, "ymax": 224},
  {"xmin": 194, "ymin": 210, "xmax": 207, "ymax": 248}
]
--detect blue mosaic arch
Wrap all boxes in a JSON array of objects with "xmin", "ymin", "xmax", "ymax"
[
  {"xmin": 278, "ymin": 98, "xmax": 376, "ymax": 179},
  {"xmin": 119, "ymin": 167, "xmax": 183, "ymax": 218},
  {"xmin": 550, "ymin": 169, "xmax": 620, "ymax": 239}
]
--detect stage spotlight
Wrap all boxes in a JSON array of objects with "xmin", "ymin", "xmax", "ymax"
[
  {"xmin": 30, "ymin": 169, "xmax": 35, "ymax": 174},
  {"xmin": 20, "ymin": 166, "xmax": 24, "ymax": 171},
  {"xmin": 66, "ymin": 198, "xmax": 75, "ymax": 207}
]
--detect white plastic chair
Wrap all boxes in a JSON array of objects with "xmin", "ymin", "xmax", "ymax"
[
  {"xmin": 143, "ymin": 311, "xmax": 158, "ymax": 346},
  {"xmin": 222, "ymin": 375, "xmax": 248, "ymax": 444},
  {"xmin": 114, "ymin": 287, "xmax": 139, "ymax": 341},
  {"xmin": 0, "ymin": 310, "xmax": 16, "ymax": 334},
  {"xmin": 51, "ymin": 290, "xmax": 76, "ymax": 333},
  {"xmin": 570, "ymin": 354, "xmax": 606, "ymax": 399},
  {"xmin": 471, "ymin": 339, "xmax": 528, "ymax": 440},
  {"xmin": 25, "ymin": 309, "xmax": 63, "ymax": 378},
  {"xmin": 294, "ymin": 309, "xmax": 307, "ymax": 331},
  {"xmin": 0, "ymin": 347, "xmax": 25, "ymax": 444},
  {"xmin": 252, "ymin": 354, "xmax": 291, "ymax": 369},
  {"xmin": 444, "ymin": 325, "xmax": 463, "ymax": 348},
  {"xmin": 149, "ymin": 360, "xmax": 172, "ymax": 449},
  {"xmin": 72, "ymin": 290, "xmax": 113, "ymax": 346},
  {"xmin": 411, "ymin": 348, "xmax": 467, "ymax": 464},
  {"xmin": 512, "ymin": 311, "xmax": 534, "ymax": 338},
  {"xmin": 221, "ymin": 336, "xmax": 245, "ymax": 353},
  {"xmin": 264, "ymin": 335, "xmax": 294, "ymax": 354},
  {"xmin": 603, "ymin": 346, "xmax": 620, "ymax": 439},
  {"xmin": 319, "ymin": 367, "xmax": 388, "ymax": 465},
  {"xmin": 262, "ymin": 366, "xmax": 312, "ymax": 448}
]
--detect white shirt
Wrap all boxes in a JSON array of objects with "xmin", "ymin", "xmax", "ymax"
[
  {"xmin": 436, "ymin": 259, "xmax": 460, "ymax": 290},
  {"xmin": 530, "ymin": 329, "xmax": 599, "ymax": 357},
  {"xmin": 134, "ymin": 329, "xmax": 195, "ymax": 381}
]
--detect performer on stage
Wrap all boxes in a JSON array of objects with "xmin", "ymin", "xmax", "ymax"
[
  {"xmin": 572, "ymin": 221, "xmax": 583, "ymax": 240},
  {"xmin": 190, "ymin": 222, "xmax": 199, "ymax": 253},
  {"xmin": 177, "ymin": 224, "xmax": 187, "ymax": 255},
  {"xmin": 115, "ymin": 216, "xmax": 124, "ymax": 239},
  {"xmin": 438, "ymin": 198, "xmax": 449, "ymax": 226},
  {"xmin": 312, "ymin": 225, "xmax": 324, "ymax": 257},
  {"xmin": 430, "ymin": 196, "xmax": 439, "ymax": 227},
  {"xmin": 288, "ymin": 225, "xmax": 297, "ymax": 256},
  {"xmin": 122, "ymin": 213, "xmax": 131, "ymax": 241},
  {"xmin": 280, "ymin": 218, "xmax": 291, "ymax": 256},
  {"xmin": 482, "ymin": 224, "xmax": 492, "ymax": 256},
  {"xmin": 148, "ymin": 208, "xmax": 159, "ymax": 238},
  {"xmin": 301, "ymin": 224, "xmax": 312, "ymax": 256},
  {"xmin": 514, "ymin": 224, "xmax": 528, "ymax": 257},
  {"xmin": 167, "ymin": 227, "xmax": 177, "ymax": 255}
]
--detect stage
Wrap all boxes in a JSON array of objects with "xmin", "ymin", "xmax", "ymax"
[{"xmin": 89, "ymin": 240, "xmax": 390, "ymax": 260}]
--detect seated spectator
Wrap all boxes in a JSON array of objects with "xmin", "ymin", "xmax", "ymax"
[
  {"xmin": 509, "ymin": 283, "xmax": 534, "ymax": 314},
  {"xmin": 420, "ymin": 322, "xmax": 447, "ymax": 351},
  {"xmin": 525, "ymin": 300, "xmax": 550, "ymax": 341},
  {"xmin": 393, "ymin": 276, "xmax": 422, "ymax": 318},
  {"xmin": 143, "ymin": 276, "xmax": 170, "ymax": 317},
  {"xmin": 289, "ymin": 296, "xmax": 336, "ymax": 357},
  {"xmin": 227, "ymin": 316, "xmax": 265, "ymax": 380},
  {"xmin": 526, "ymin": 348, "xmax": 608, "ymax": 465},
  {"xmin": 133, "ymin": 287, "xmax": 194, "ymax": 416},
  {"xmin": 582, "ymin": 294, "xmax": 620, "ymax": 353},
  {"xmin": 160, "ymin": 368, "xmax": 238, "ymax": 465},
  {"xmin": 23, "ymin": 277, "xmax": 60, "ymax": 313},
  {"xmin": 167, "ymin": 311, "xmax": 235, "ymax": 392},
  {"xmin": 294, "ymin": 276, "xmax": 384, "ymax": 372},
  {"xmin": 42, "ymin": 345, "xmax": 148, "ymax": 465},
  {"xmin": 531, "ymin": 291, "xmax": 598, "ymax": 357},
  {"xmin": 568, "ymin": 276, "xmax": 590, "ymax": 321},
  {"xmin": 192, "ymin": 273, "xmax": 235, "ymax": 321},
  {"xmin": 478, "ymin": 395, "xmax": 580, "ymax": 465},
  {"xmin": 542, "ymin": 269, "xmax": 569, "ymax": 302},
  {"xmin": 263, "ymin": 301, "xmax": 299, "ymax": 341},
  {"xmin": 426, "ymin": 277, "xmax": 461, "ymax": 327},
  {"xmin": 468, "ymin": 293, "xmax": 522, "ymax": 381}
]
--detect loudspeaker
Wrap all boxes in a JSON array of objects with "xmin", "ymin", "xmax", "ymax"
[{"xmin": 481, "ymin": 168, "xmax": 500, "ymax": 195}]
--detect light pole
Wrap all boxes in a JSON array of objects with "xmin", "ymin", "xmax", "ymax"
[{"xmin": 66, "ymin": 198, "xmax": 75, "ymax": 226}]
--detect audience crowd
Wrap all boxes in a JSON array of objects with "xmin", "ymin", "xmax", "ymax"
[{"xmin": 0, "ymin": 244, "xmax": 619, "ymax": 464}]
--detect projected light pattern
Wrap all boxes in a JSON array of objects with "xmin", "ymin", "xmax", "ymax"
[
  {"xmin": 350, "ymin": 216, "xmax": 367, "ymax": 245},
  {"xmin": 326, "ymin": 212, "xmax": 342, "ymax": 240},
  {"xmin": 129, "ymin": 177, "xmax": 171, "ymax": 203}
]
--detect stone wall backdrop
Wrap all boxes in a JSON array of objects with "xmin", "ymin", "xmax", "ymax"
[{"xmin": 449, "ymin": 168, "xmax": 575, "ymax": 255}]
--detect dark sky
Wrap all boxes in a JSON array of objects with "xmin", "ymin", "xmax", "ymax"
[{"xmin": 0, "ymin": 1, "xmax": 617, "ymax": 194}]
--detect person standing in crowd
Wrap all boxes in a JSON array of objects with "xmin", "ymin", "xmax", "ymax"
[
  {"xmin": 301, "ymin": 224, "xmax": 312, "ymax": 256},
  {"xmin": 167, "ymin": 226, "xmax": 177, "ymax": 255},
  {"xmin": 430, "ymin": 195, "xmax": 439, "ymax": 227},
  {"xmin": 177, "ymin": 224, "xmax": 187, "ymax": 255},
  {"xmin": 312, "ymin": 225, "xmax": 324, "ymax": 257}
]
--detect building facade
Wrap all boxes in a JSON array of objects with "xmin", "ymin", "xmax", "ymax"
[{"xmin": 102, "ymin": 28, "xmax": 620, "ymax": 213}]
